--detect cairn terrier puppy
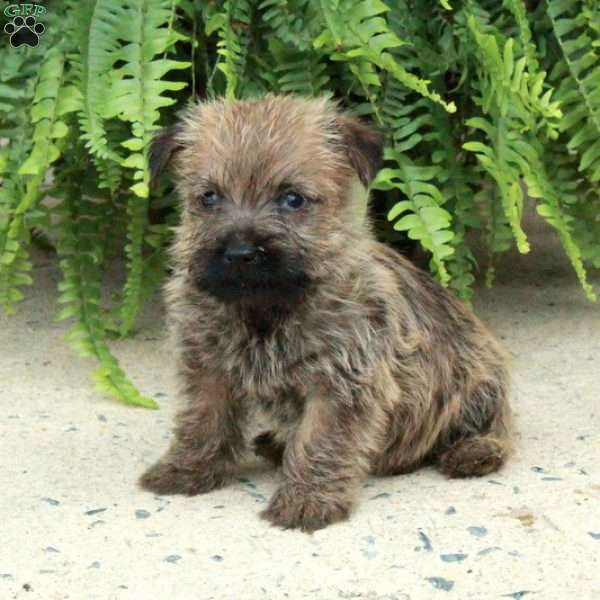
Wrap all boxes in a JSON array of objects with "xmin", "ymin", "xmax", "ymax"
[{"xmin": 140, "ymin": 95, "xmax": 512, "ymax": 531}]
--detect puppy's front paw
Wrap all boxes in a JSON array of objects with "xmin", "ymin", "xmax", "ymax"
[
  {"xmin": 139, "ymin": 461, "xmax": 225, "ymax": 496},
  {"xmin": 261, "ymin": 485, "xmax": 351, "ymax": 532}
]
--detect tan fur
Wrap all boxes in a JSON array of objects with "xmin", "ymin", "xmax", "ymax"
[{"xmin": 139, "ymin": 95, "xmax": 512, "ymax": 532}]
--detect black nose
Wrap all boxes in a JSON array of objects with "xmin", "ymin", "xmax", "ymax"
[{"xmin": 223, "ymin": 239, "xmax": 258, "ymax": 266}]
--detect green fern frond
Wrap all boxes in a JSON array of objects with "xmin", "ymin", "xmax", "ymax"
[
  {"xmin": 0, "ymin": 51, "xmax": 38, "ymax": 131},
  {"xmin": 105, "ymin": 0, "xmax": 190, "ymax": 198},
  {"xmin": 0, "ymin": 45, "xmax": 81, "ymax": 313},
  {"xmin": 382, "ymin": 95, "xmax": 433, "ymax": 152},
  {"xmin": 463, "ymin": 12, "xmax": 562, "ymax": 257},
  {"xmin": 429, "ymin": 105, "xmax": 480, "ymax": 302},
  {"xmin": 259, "ymin": 0, "xmax": 317, "ymax": 50},
  {"xmin": 97, "ymin": 0, "xmax": 189, "ymax": 335},
  {"xmin": 527, "ymin": 158, "xmax": 596, "ymax": 300},
  {"xmin": 547, "ymin": 0, "xmax": 600, "ymax": 181},
  {"xmin": 269, "ymin": 40, "xmax": 331, "ymax": 96},
  {"xmin": 375, "ymin": 149, "xmax": 454, "ymax": 286},
  {"xmin": 74, "ymin": 0, "xmax": 125, "ymax": 164},
  {"xmin": 56, "ymin": 178, "xmax": 158, "ymax": 409},
  {"xmin": 503, "ymin": 0, "xmax": 539, "ymax": 70},
  {"xmin": 314, "ymin": 0, "xmax": 456, "ymax": 112},
  {"xmin": 543, "ymin": 139, "xmax": 600, "ymax": 272},
  {"xmin": 207, "ymin": 0, "xmax": 252, "ymax": 99}
]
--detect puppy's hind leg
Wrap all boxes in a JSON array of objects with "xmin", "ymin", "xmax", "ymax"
[{"xmin": 436, "ymin": 380, "xmax": 512, "ymax": 478}]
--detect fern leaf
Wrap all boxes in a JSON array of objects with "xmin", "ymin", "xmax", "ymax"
[
  {"xmin": 375, "ymin": 150, "xmax": 454, "ymax": 285},
  {"xmin": 463, "ymin": 12, "xmax": 561, "ymax": 255},
  {"xmin": 547, "ymin": 0, "xmax": 600, "ymax": 181},
  {"xmin": 259, "ymin": 0, "xmax": 318, "ymax": 50},
  {"xmin": 207, "ymin": 0, "xmax": 252, "ymax": 99},
  {"xmin": 503, "ymin": 0, "xmax": 539, "ymax": 70},
  {"xmin": 105, "ymin": 0, "xmax": 190, "ymax": 198},
  {"xmin": 314, "ymin": 0, "xmax": 456, "ymax": 112},
  {"xmin": 429, "ymin": 105, "xmax": 481, "ymax": 301},
  {"xmin": 0, "ymin": 45, "xmax": 80, "ymax": 312},
  {"xmin": 56, "ymin": 178, "xmax": 158, "ymax": 409},
  {"xmin": 269, "ymin": 40, "xmax": 331, "ymax": 96},
  {"xmin": 99, "ymin": 0, "xmax": 189, "ymax": 335},
  {"xmin": 74, "ymin": 0, "xmax": 125, "ymax": 164}
]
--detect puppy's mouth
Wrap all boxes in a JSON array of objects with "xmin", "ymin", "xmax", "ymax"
[{"xmin": 192, "ymin": 237, "xmax": 311, "ymax": 308}]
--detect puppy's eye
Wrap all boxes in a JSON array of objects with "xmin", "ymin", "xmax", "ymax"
[
  {"xmin": 278, "ymin": 191, "xmax": 306, "ymax": 211},
  {"xmin": 199, "ymin": 190, "xmax": 221, "ymax": 209}
]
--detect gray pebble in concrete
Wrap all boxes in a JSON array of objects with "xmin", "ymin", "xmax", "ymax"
[
  {"xmin": 478, "ymin": 547, "xmax": 502, "ymax": 556},
  {"xmin": 426, "ymin": 577, "xmax": 454, "ymax": 591},
  {"xmin": 87, "ymin": 520, "xmax": 105, "ymax": 529},
  {"xmin": 467, "ymin": 526, "xmax": 488, "ymax": 537},
  {"xmin": 41, "ymin": 497, "xmax": 60, "ymax": 506},
  {"xmin": 84, "ymin": 508, "xmax": 107, "ymax": 516},
  {"xmin": 415, "ymin": 530, "xmax": 433, "ymax": 552},
  {"xmin": 440, "ymin": 553, "xmax": 468, "ymax": 563},
  {"xmin": 361, "ymin": 535, "xmax": 377, "ymax": 559}
]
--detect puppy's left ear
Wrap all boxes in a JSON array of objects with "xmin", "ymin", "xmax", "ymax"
[
  {"xmin": 149, "ymin": 125, "xmax": 184, "ymax": 186},
  {"xmin": 337, "ymin": 115, "xmax": 385, "ymax": 187}
]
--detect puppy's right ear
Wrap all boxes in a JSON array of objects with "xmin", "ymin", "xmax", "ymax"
[
  {"xmin": 149, "ymin": 125, "xmax": 183, "ymax": 186},
  {"xmin": 335, "ymin": 115, "xmax": 385, "ymax": 187}
]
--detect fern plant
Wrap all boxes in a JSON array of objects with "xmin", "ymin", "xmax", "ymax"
[{"xmin": 1, "ymin": 0, "xmax": 598, "ymax": 407}]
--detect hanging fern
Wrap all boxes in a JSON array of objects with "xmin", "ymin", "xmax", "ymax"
[
  {"xmin": 547, "ymin": 0, "xmax": 600, "ymax": 182},
  {"xmin": 376, "ymin": 154, "xmax": 454, "ymax": 285},
  {"xmin": 102, "ymin": 0, "xmax": 190, "ymax": 335},
  {"xmin": 269, "ymin": 40, "xmax": 331, "ymax": 96},
  {"xmin": 429, "ymin": 105, "xmax": 480, "ymax": 302},
  {"xmin": 206, "ymin": 0, "xmax": 252, "ymax": 99},
  {"xmin": 315, "ymin": 0, "xmax": 456, "ymax": 113},
  {"xmin": 1, "ymin": 0, "xmax": 598, "ymax": 408},
  {"xmin": 75, "ymin": 0, "xmax": 125, "ymax": 166},
  {"xmin": 0, "ymin": 44, "xmax": 81, "ymax": 313},
  {"xmin": 55, "ymin": 166, "xmax": 157, "ymax": 409},
  {"xmin": 259, "ymin": 0, "xmax": 317, "ymax": 50},
  {"xmin": 374, "ymin": 81, "xmax": 455, "ymax": 285}
]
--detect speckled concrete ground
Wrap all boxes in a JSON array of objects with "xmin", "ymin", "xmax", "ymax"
[{"xmin": 1, "ymin": 216, "xmax": 599, "ymax": 600}]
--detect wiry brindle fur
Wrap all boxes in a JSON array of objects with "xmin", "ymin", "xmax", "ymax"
[{"xmin": 140, "ymin": 95, "xmax": 512, "ymax": 532}]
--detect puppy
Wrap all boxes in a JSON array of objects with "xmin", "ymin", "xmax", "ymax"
[{"xmin": 140, "ymin": 95, "xmax": 512, "ymax": 532}]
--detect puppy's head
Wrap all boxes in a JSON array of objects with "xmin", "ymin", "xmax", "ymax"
[{"xmin": 152, "ymin": 95, "xmax": 383, "ymax": 309}]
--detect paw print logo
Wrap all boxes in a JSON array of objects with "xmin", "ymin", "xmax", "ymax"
[{"xmin": 4, "ymin": 15, "xmax": 45, "ymax": 48}]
